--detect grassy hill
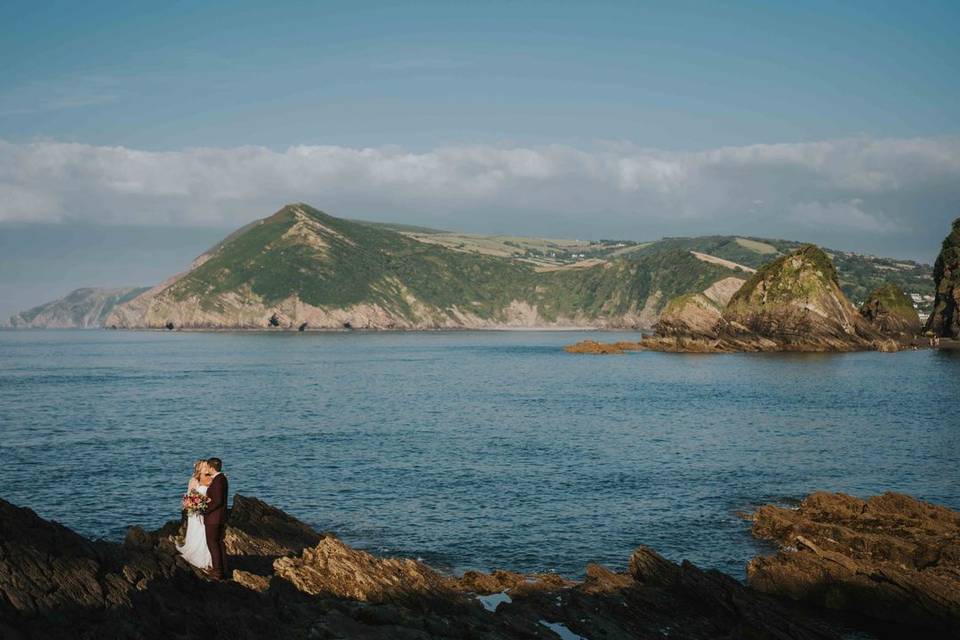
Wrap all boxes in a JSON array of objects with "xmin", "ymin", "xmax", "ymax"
[
  {"xmin": 15, "ymin": 204, "xmax": 934, "ymax": 330},
  {"xmin": 107, "ymin": 204, "xmax": 738, "ymax": 330},
  {"xmin": 359, "ymin": 224, "xmax": 932, "ymax": 312}
]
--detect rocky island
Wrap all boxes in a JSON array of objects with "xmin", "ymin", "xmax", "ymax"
[{"xmin": 1, "ymin": 491, "xmax": 957, "ymax": 639}]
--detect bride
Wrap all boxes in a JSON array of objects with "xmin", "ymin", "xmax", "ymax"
[{"xmin": 176, "ymin": 460, "xmax": 212, "ymax": 570}]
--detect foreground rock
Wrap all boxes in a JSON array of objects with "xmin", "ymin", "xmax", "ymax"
[
  {"xmin": 926, "ymin": 217, "xmax": 960, "ymax": 339},
  {"xmin": 1, "ymin": 494, "xmax": 872, "ymax": 639},
  {"xmin": 748, "ymin": 491, "xmax": 960, "ymax": 635}
]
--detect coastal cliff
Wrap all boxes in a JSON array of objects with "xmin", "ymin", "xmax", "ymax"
[
  {"xmin": 1, "ymin": 492, "xmax": 956, "ymax": 639},
  {"xmin": 925, "ymin": 217, "xmax": 960, "ymax": 338}
]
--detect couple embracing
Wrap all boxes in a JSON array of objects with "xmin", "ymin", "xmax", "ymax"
[{"xmin": 176, "ymin": 457, "xmax": 229, "ymax": 580}]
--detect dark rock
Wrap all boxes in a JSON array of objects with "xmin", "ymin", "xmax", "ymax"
[
  {"xmin": 298, "ymin": 322, "xmax": 308, "ymax": 332},
  {"xmin": 748, "ymin": 491, "xmax": 960, "ymax": 634},
  {"xmin": 268, "ymin": 313, "xmax": 281, "ymax": 327},
  {"xmin": 926, "ymin": 217, "xmax": 960, "ymax": 338},
  {"xmin": 164, "ymin": 321, "xmax": 174, "ymax": 330},
  {"xmin": 859, "ymin": 283, "xmax": 922, "ymax": 335},
  {"xmin": 5, "ymin": 492, "xmax": 953, "ymax": 639}
]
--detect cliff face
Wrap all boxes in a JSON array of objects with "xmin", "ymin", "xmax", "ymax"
[
  {"xmin": 859, "ymin": 283, "xmax": 922, "ymax": 335},
  {"xmin": 106, "ymin": 204, "xmax": 737, "ymax": 331},
  {"xmin": 925, "ymin": 217, "xmax": 960, "ymax": 338},
  {"xmin": 8, "ymin": 287, "xmax": 148, "ymax": 328}
]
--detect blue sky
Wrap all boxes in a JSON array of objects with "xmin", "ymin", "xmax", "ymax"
[
  {"xmin": 1, "ymin": 1, "xmax": 959, "ymax": 316},
  {"xmin": 2, "ymin": 0, "xmax": 957, "ymax": 148}
]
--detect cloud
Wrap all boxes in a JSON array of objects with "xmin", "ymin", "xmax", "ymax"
[{"xmin": 0, "ymin": 136, "xmax": 957, "ymax": 256}]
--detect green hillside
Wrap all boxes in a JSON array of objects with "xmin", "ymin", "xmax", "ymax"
[{"xmin": 114, "ymin": 204, "xmax": 738, "ymax": 329}]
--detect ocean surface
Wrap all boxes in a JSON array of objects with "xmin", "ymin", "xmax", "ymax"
[{"xmin": 1, "ymin": 330, "xmax": 958, "ymax": 580}]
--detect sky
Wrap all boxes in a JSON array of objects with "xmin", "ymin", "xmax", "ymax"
[{"xmin": 1, "ymin": 0, "xmax": 959, "ymax": 317}]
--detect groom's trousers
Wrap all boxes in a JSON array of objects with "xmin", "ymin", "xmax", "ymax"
[{"xmin": 205, "ymin": 523, "xmax": 227, "ymax": 578}]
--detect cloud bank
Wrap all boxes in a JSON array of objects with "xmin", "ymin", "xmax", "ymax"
[{"xmin": 1, "ymin": 136, "xmax": 957, "ymax": 258}]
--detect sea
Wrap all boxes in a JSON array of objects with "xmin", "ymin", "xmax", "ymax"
[{"xmin": 1, "ymin": 329, "xmax": 957, "ymax": 580}]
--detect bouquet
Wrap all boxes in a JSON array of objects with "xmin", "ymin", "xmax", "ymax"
[{"xmin": 181, "ymin": 490, "xmax": 210, "ymax": 516}]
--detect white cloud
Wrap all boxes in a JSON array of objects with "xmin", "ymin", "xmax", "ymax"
[{"xmin": 0, "ymin": 136, "xmax": 957, "ymax": 247}]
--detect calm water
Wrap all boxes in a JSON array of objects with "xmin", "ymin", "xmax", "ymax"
[{"xmin": 1, "ymin": 330, "xmax": 958, "ymax": 579}]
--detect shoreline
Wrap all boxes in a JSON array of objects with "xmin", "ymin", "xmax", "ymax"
[{"xmin": 2, "ymin": 490, "xmax": 957, "ymax": 639}]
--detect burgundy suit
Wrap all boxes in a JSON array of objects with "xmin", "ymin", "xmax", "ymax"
[{"xmin": 204, "ymin": 473, "xmax": 229, "ymax": 579}]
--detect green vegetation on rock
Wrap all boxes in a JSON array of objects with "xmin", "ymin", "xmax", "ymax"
[
  {"xmin": 859, "ymin": 283, "xmax": 921, "ymax": 335},
  {"xmin": 728, "ymin": 244, "xmax": 839, "ymax": 307}
]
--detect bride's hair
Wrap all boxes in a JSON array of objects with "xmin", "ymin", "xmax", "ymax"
[{"xmin": 192, "ymin": 460, "xmax": 206, "ymax": 480}]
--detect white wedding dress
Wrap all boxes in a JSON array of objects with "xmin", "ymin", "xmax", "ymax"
[{"xmin": 176, "ymin": 484, "xmax": 212, "ymax": 570}]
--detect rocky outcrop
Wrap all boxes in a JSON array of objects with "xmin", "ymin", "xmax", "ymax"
[
  {"xmin": 569, "ymin": 245, "xmax": 904, "ymax": 354},
  {"xmin": 748, "ymin": 491, "xmax": 960, "ymax": 635},
  {"xmin": 926, "ymin": 217, "xmax": 960, "ymax": 338},
  {"xmin": 5, "ymin": 491, "xmax": 918, "ymax": 640},
  {"xmin": 859, "ymin": 283, "xmax": 922, "ymax": 335},
  {"xmin": 654, "ymin": 293, "xmax": 724, "ymax": 338},
  {"xmin": 563, "ymin": 339, "xmax": 642, "ymax": 354},
  {"xmin": 8, "ymin": 287, "xmax": 149, "ymax": 329}
]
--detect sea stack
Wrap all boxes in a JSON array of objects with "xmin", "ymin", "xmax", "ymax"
[
  {"xmin": 653, "ymin": 244, "xmax": 891, "ymax": 352},
  {"xmin": 925, "ymin": 217, "xmax": 960, "ymax": 338},
  {"xmin": 859, "ymin": 283, "xmax": 921, "ymax": 336}
]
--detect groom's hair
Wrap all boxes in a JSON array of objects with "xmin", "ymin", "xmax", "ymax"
[{"xmin": 207, "ymin": 457, "xmax": 222, "ymax": 472}]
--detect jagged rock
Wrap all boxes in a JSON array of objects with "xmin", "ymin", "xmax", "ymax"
[
  {"xmin": 273, "ymin": 537, "xmax": 454, "ymax": 605},
  {"xmin": 5, "ymin": 492, "xmax": 952, "ymax": 639},
  {"xmin": 654, "ymin": 293, "xmax": 723, "ymax": 338},
  {"xmin": 225, "ymin": 494, "xmax": 324, "ymax": 557},
  {"xmin": 748, "ymin": 491, "xmax": 960, "ymax": 634},
  {"xmin": 860, "ymin": 283, "xmax": 922, "ymax": 335},
  {"xmin": 926, "ymin": 217, "xmax": 960, "ymax": 338}
]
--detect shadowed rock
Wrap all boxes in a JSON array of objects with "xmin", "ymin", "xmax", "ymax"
[
  {"xmin": 926, "ymin": 217, "xmax": 960, "ymax": 338},
  {"xmin": 5, "ymin": 492, "xmax": 953, "ymax": 639},
  {"xmin": 859, "ymin": 283, "xmax": 922, "ymax": 336}
]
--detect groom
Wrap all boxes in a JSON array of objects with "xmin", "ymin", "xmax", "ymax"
[{"xmin": 203, "ymin": 457, "xmax": 229, "ymax": 580}]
